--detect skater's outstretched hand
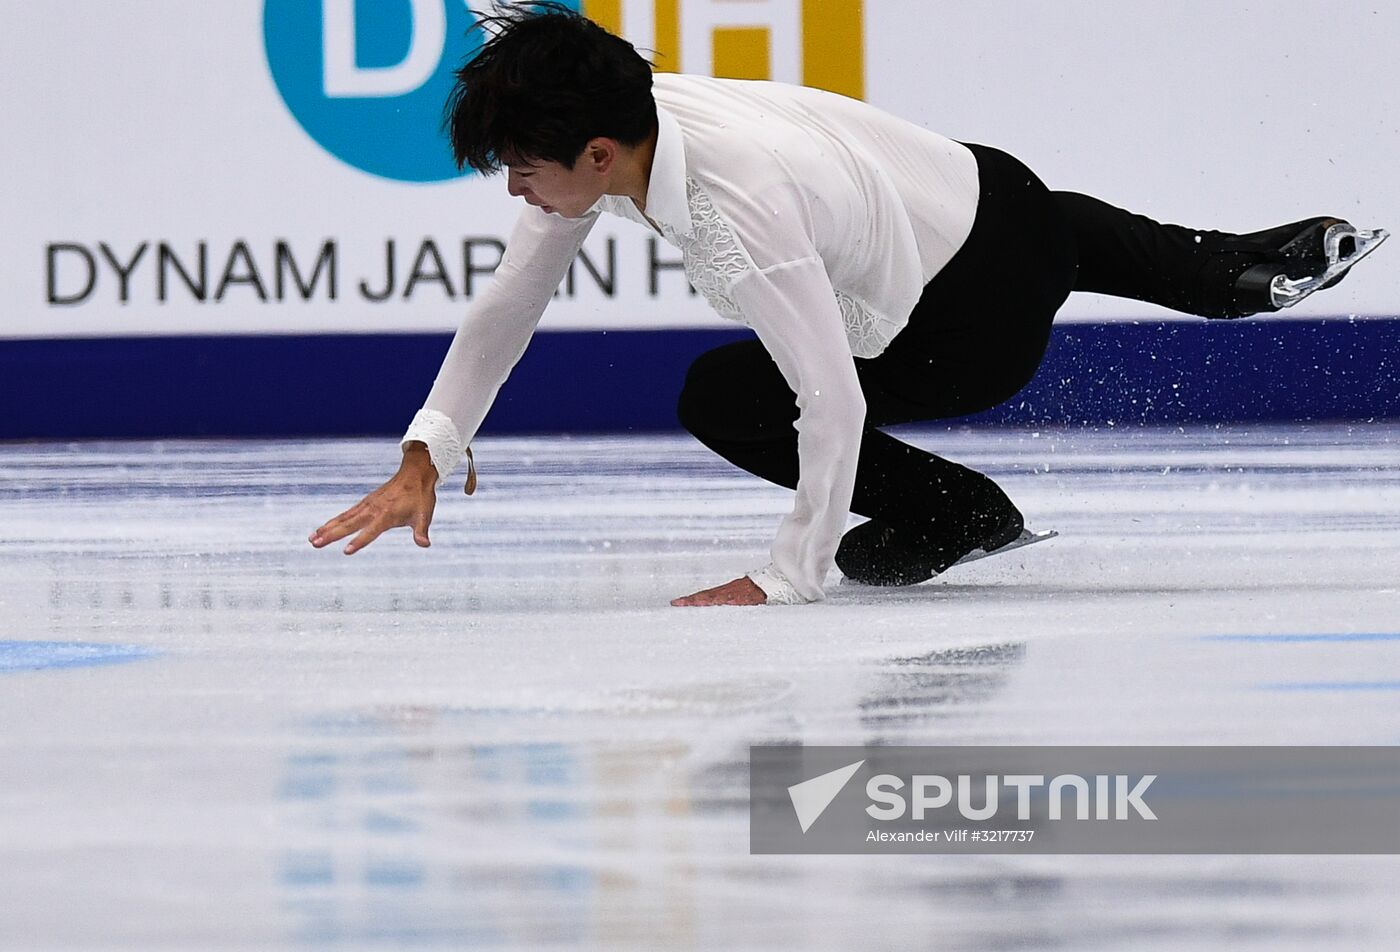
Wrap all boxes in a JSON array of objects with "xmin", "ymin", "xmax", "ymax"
[
  {"xmin": 309, "ymin": 444, "xmax": 438, "ymax": 555},
  {"xmin": 671, "ymin": 577, "xmax": 767, "ymax": 607}
]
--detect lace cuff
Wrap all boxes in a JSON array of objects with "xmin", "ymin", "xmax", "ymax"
[
  {"xmin": 401, "ymin": 409, "xmax": 464, "ymax": 487},
  {"xmin": 747, "ymin": 563, "xmax": 808, "ymax": 606}
]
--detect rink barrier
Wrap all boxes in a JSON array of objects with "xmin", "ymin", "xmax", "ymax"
[{"xmin": 3, "ymin": 317, "xmax": 1397, "ymax": 440}]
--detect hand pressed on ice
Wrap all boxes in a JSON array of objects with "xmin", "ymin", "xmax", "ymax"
[
  {"xmin": 671, "ymin": 577, "xmax": 767, "ymax": 607},
  {"xmin": 309, "ymin": 444, "xmax": 438, "ymax": 554}
]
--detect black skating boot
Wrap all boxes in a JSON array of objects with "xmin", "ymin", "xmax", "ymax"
[
  {"xmin": 1231, "ymin": 217, "xmax": 1388, "ymax": 315},
  {"xmin": 835, "ymin": 505, "xmax": 1025, "ymax": 587}
]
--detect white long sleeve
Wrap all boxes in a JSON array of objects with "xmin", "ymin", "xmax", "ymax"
[
  {"xmin": 732, "ymin": 258, "xmax": 866, "ymax": 603},
  {"xmin": 402, "ymin": 205, "xmax": 598, "ymax": 483},
  {"xmin": 403, "ymin": 72, "xmax": 983, "ymax": 603}
]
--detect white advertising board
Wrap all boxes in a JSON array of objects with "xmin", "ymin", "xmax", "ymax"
[{"xmin": 1, "ymin": 0, "xmax": 1395, "ymax": 341}]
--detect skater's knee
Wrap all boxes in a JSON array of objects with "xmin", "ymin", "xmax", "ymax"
[
  {"xmin": 678, "ymin": 342, "xmax": 786, "ymax": 438},
  {"xmin": 677, "ymin": 347, "xmax": 733, "ymax": 437},
  {"xmin": 676, "ymin": 385, "xmax": 704, "ymax": 438}
]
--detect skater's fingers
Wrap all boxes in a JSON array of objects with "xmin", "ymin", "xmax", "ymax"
[
  {"xmin": 312, "ymin": 471, "xmax": 435, "ymax": 553},
  {"xmin": 309, "ymin": 503, "xmax": 370, "ymax": 547},
  {"xmin": 672, "ymin": 587, "xmax": 722, "ymax": 607},
  {"xmin": 343, "ymin": 518, "xmax": 391, "ymax": 555},
  {"xmin": 411, "ymin": 511, "xmax": 432, "ymax": 548}
]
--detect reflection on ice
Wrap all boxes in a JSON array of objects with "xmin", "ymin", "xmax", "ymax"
[{"xmin": 1, "ymin": 425, "xmax": 1398, "ymax": 949}]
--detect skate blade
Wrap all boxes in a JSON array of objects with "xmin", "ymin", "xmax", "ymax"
[
  {"xmin": 949, "ymin": 528, "xmax": 1058, "ymax": 568},
  {"xmin": 1271, "ymin": 225, "xmax": 1388, "ymax": 308}
]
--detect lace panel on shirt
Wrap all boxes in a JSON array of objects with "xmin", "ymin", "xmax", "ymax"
[
  {"xmin": 653, "ymin": 178, "xmax": 749, "ymax": 322},
  {"xmin": 665, "ymin": 177, "xmax": 900, "ymax": 357},
  {"xmin": 835, "ymin": 289, "xmax": 903, "ymax": 359}
]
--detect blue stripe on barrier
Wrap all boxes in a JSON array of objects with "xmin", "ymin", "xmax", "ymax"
[
  {"xmin": 0, "ymin": 641, "xmax": 159, "ymax": 673},
  {"xmin": 2, "ymin": 317, "xmax": 1397, "ymax": 440}
]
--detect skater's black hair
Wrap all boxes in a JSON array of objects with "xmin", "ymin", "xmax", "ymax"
[{"xmin": 445, "ymin": 2, "xmax": 657, "ymax": 175}]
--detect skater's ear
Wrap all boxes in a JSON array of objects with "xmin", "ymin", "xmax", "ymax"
[{"xmin": 579, "ymin": 138, "xmax": 621, "ymax": 176}]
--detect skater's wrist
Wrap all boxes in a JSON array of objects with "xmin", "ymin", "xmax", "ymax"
[
  {"xmin": 398, "ymin": 443, "xmax": 438, "ymax": 485},
  {"xmin": 400, "ymin": 408, "xmax": 464, "ymax": 487}
]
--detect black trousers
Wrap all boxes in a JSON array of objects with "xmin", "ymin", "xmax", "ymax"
[{"xmin": 677, "ymin": 144, "xmax": 1281, "ymax": 554}]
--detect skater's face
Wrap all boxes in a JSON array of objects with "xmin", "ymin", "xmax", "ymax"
[{"xmin": 504, "ymin": 140, "xmax": 614, "ymax": 219}]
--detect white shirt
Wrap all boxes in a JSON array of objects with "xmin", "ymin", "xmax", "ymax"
[{"xmin": 403, "ymin": 73, "xmax": 980, "ymax": 604}]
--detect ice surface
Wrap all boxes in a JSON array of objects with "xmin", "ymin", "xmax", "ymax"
[{"xmin": 2, "ymin": 424, "xmax": 1399, "ymax": 951}]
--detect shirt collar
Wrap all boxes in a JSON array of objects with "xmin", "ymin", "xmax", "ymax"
[{"xmin": 641, "ymin": 105, "xmax": 692, "ymax": 236}]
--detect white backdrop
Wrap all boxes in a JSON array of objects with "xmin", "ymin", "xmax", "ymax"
[{"xmin": 1, "ymin": 0, "xmax": 1395, "ymax": 341}]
